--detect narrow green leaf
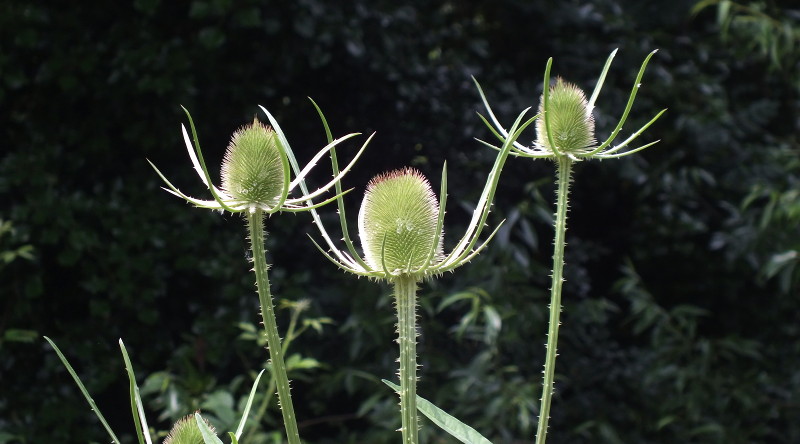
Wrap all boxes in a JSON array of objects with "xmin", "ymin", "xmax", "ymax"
[
  {"xmin": 43, "ymin": 337, "xmax": 122, "ymax": 444},
  {"xmin": 195, "ymin": 413, "xmax": 224, "ymax": 444},
  {"xmin": 382, "ymin": 380, "xmax": 493, "ymax": 444},
  {"xmin": 119, "ymin": 339, "xmax": 152, "ymax": 444},
  {"xmin": 234, "ymin": 369, "xmax": 265, "ymax": 440}
]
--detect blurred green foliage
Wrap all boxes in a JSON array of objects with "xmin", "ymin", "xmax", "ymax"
[{"xmin": 1, "ymin": 0, "xmax": 798, "ymax": 443}]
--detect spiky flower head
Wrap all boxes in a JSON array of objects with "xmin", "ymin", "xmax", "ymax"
[
  {"xmin": 149, "ymin": 104, "xmax": 371, "ymax": 216},
  {"xmin": 358, "ymin": 168, "xmax": 444, "ymax": 275},
  {"xmin": 163, "ymin": 414, "xmax": 215, "ymax": 444},
  {"xmin": 474, "ymin": 49, "xmax": 665, "ymax": 161},
  {"xmin": 221, "ymin": 118, "xmax": 286, "ymax": 209},
  {"xmin": 536, "ymin": 77, "xmax": 596, "ymax": 154}
]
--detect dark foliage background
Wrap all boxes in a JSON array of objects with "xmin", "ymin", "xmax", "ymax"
[{"xmin": 1, "ymin": 0, "xmax": 798, "ymax": 443}]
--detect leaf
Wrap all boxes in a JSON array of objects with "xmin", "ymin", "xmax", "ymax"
[
  {"xmin": 382, "ymin": 379, "xmax": 493, "ymax": 444},
  {"xmin": 234, "ymin": 369, "xmax": 265, "ymax": 440},
  {"xmin": 2, "ymin": 328, "xmax": 38, "ymax": 343},
  {"xmin": 195, "ymin": 413, "xmax": 224, "ymax": 444},
  {"xmin": 43, "ymin": 337, "xmax": 122, "ymax": 444},
  {"xmin": 119, "ymin": 339, "xmax": 153, "ymax": 444}
]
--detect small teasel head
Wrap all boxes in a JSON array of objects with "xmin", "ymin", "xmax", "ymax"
[
  {"xmin": 220, "ymin": 118, "xmax": 286, "ymax": 210},
  {"xmin": 358, "ymin": 167, "xmax": 443, "ymax": 277},
  {"xmin": 536, "ymin": 77, "xmax": 596, "ymax": 155},
  {"xmin": 163, "ymin": 413, "xmax": 214, "ymax": 444}
]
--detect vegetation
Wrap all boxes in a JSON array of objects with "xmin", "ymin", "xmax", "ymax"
[{"xmin": 1, "ymin": 0, "xmax": 797, "ymax": 443}]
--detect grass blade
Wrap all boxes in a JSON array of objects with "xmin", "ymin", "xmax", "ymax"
[
  {"xmin": 234, "ymin": 369, "xmax": 265, "ymax": 440},
  {"xmin": 119, "ymin": 339, "xmax": 152, "ymax": 444},
  {"xmin": 44, "ymin": 336, "xmax": 122, "ymax": 444}
]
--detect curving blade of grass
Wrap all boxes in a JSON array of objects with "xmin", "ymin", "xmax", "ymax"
[
  {"xmin": 119, "ymin": 339, "xmax": 152, "ymax": 444},
  {"xmin": 44, "ymin": 336, "xmax": 122, "ymax": 444}
]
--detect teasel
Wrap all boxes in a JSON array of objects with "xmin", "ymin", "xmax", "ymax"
[
  {"xmin": 149, "ymin": 102, "xmax": 373, "ymax": 444},
  {"xmin": 474, "ymin": 49, "xmax": 666, "ymax": 444},
  {"xmin": 309, "ymin": 109, "xmax": 535, "ymax": 444},
  {"xmin": 163, "ymin": 413, "xmax": 214, "ymax": 444}
]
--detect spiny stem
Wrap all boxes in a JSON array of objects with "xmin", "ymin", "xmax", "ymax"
[
  {"xmin": 246, "ymin": 209, "xmax": 301, "ymax": 444},
  {"xmin": 536, "ymin": 155, "xmax": 573, "ymax": 444},
  {"xmin": 394, "ymin": 275, "xmax": 420, "ymax": 444}
]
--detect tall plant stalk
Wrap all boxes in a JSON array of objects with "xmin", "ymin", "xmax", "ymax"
[
  {"xmin": 247, "ymin": 209, "xmax": 301, "ymax": 444},
  {"xmin": 536, "ymin": 156, "xmax": 573, "ymax": 444},
  {"xmin": 475, "ymin": 50, "xmax": 664, "ymax": 442},
  {"xmin": 395, "ymin": 275, "xmax": 420, "ymax": 444}
]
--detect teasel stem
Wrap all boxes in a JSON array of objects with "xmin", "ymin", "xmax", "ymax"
[
  {"xmin": 394, "ymin": 275, "xmax": 420, "ymax": 444},
  {"xmin": 246, "ymin": 209, "xmax": 301, "ymax": 444},
  {"xmin": 536, "ymin": 155, "xmax": 573, "ymax": 444}
]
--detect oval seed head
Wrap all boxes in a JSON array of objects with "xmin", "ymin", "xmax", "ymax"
[
  {"xmin": 358, "ymin": 167, "xmax": 443, "ymax": 276},
  {"xmin": 536, "ymin": 77, "xmax": 596, "ymax": 154},
  {"xmin": 220, "ymin": 118, "xmax": 286, "ymax": 210},
  {"xmin": 163, "ymin": 414, "xmax": 214, "ymax": 444}
]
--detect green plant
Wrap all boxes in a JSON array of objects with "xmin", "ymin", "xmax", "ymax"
[
  {"xmin": 309, "ymin": 109, "xmax": 535, "ymax": 444},
  {"xmin": 475, "ymin": 49, "xmax": 665, "ymax": 443},
  {"xmin": 147, "ymin": 103, "xmax": 371, "ymax": 444},
  {"xmin": 692, "ymin": 0, "xmax": 800, "ymax": 75},
  {"xmin": 139, "ymin": 299, "xmax": 328, "ymax": 443}
]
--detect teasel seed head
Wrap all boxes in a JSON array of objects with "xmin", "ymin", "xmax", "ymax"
[
  {"xmin": 536, "ymin": 77, "xmax": 596, "ymax": 154},
  {"xmin": 220, "ymin": 118, "xmax": 286, "ymax": 209},
  {"xmin": 163, "ymin": 413, "xmax": 214, "ymax": 444},
  {"xmin": 358, "ymin": 167, "xmax": 443, "ymax": 276}
]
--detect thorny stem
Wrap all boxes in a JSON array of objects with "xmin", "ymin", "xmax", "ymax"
[
  {"xmin": 246, "ymin": 209, "xmax": 301, "ymax": 444},
  {"xmin": 536, "ymin": 155, "xmax": 573, "ymax": 444},
  {"xmin": 394, "ymin": 275, "xmax": 420, "ymax": 444}
]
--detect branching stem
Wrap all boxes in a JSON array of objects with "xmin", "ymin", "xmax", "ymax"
[
  {"xmin": 536, "ymin": 155, "xmax": 573, "ymax": 444},
  {"xmin": 394, "ymin": 275, "xmax": 419, "ymax": 444},
  {"xmin": 246, "ymin": 209, "xmax": 301, "ymax": 444}
]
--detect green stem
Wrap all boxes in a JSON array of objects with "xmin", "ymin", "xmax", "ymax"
[
  {"xmin": 536, "ymin": 155, "xmax": 573, "ymax": 444},
  {"xmin": 394, "ymin": 275, "xmax": 420, "ymax": 444},
  {"xmin": 246, "ymin": 209, "xmax": 301, "ymax": 444}
]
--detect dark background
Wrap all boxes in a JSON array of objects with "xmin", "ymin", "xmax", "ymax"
[{"xmin": 1, "ymin": 1, "xmax": 798, "ymax": 443}]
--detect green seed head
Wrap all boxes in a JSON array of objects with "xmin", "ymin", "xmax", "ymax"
[
  {"xmin": 221, "ymin": 118, "xmax": 286, "ymax": 209},
  {"xmin": 536, "ymin": 77, "xmax": 596, "ymax": 154},
  {"xmin": 163, "ymin": 414, "xmax": 214, "ymax": 444},
  {"xmin": 358, "ymin": 168, "xmax": 443, "ymax": 276}
]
